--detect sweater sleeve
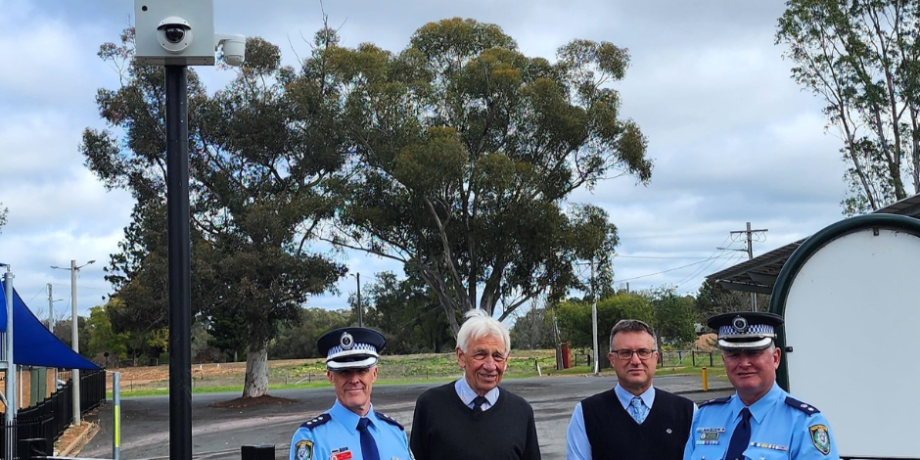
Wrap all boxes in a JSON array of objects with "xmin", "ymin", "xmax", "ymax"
[
  {"xmin": 524, "ymin": 405, "xmax": 542, "ymax": 460},
  {"xmin": 409, "ymin": 393, "xmax": 428, "ymax": 460}
]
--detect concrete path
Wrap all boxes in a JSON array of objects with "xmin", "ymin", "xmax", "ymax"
[{"xmin": 80, "ymin": 375, "xmax": 732, "ymax": 460}]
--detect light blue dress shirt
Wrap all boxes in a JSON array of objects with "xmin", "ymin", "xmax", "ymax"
[
  {"xmin": 289, "ymin": 399, "xmax": 412, "ymax": 460},
  {"xmin": 683, "ymin": 383, "xmax": 839, "ymax": 460},
  {"xmin": 454, "ymin": 377, "xmax": 500, "ymax": 411},
  {"xmin": 565, "ymin": 385, "xmax": 656, "ymax": 460}
]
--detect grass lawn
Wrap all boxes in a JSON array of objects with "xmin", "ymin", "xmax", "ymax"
[{"xmin": 107, "ymin": 349, "xmax": 726, "ymax": 398}]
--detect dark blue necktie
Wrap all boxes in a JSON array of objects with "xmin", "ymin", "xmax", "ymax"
[
  {"xmin": 471, "ymin": 395, "xmax": 488, "ymax": 413},
  {"xmin": 725, "ymin": 408, "xmax": 752, "ymax": 460},
  {"xmin": 357, "ymin": 418, "xmax": 381, "ymax": 460}
]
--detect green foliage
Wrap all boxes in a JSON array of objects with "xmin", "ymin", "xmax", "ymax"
[
  {"xmin": 694, "ymin": 278, "xmax": 769, "ymax": 321},
  {"xmin": 555, "ymin": 293, "xmax": 652, "ymax": 351},
  {"xmin": 86, "ymin": 302, "xmax": 129, "ymax": 360},
  {"xmin": 359, "ymin": 271, "xmax": 454, "ymax": 354},
  {"xmin": 777, "ymin": 0, "xmax": 920, "ymax": 214},
  {"xmin": 509, "ymin": 305, "xmax": 557, "ymax": 350},
  {"xmin": 325, "ymin": 18, "xmax": 652, "ymax": 333},
  {"xmin": 82, "ymin": 31, "xmax": 348, "ymax": 395},
  {"xmin": 269, "ymin": 308, "xmax": 351, "ymax": 359},
  {"xmin": 645, "ymin": 287, "xmax": 696, "ymax": 345}
]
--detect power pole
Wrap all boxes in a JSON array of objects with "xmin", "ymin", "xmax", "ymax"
[
  {"xmin": 590, "ymin": 259, "xmax": 599, "ymax": 376},
  {"xmin": 730, "ymin": 222, "xmax": 768, "ymax": 311},
  {"xmin": 47, "ymin": 283, "xmax": 54, "ymax": 333},
  {"xmin": 356, "ymin": 273, "xmax": 363, "ymax": 328}
]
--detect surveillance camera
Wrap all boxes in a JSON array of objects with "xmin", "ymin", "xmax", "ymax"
[
  {"xmin": 157, "ymin": 16, "xmax": 193, "ymax": 53},
  {"xmin": 215, "ymin": 34, "xmax": 246, "ymax": 67}
]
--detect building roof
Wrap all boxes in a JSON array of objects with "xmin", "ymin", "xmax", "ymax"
[{"xmin": 707, "ymin": 194, "xmax": 920, "ymax": 294}]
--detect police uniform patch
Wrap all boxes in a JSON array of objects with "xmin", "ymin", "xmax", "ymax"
[
  {"xmin": 295, "ymin": 440, "xmax": 313, "ymax": 460},
  {"xmin": 809, "ymin": 424, "xmax": 831, "ymax": 455}
]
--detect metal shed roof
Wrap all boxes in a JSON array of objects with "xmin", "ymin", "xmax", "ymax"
[{"xmin": 706, "ymin": 194, "xmax": 920, "ymax": 294}]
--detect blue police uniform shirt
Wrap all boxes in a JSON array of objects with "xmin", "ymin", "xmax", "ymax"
[
  {"xmin": 684, "ymin": 383, "xmax": 839, "ymax": 460},
  {"xmin": 454, "ymin": 377, "xmax": 499, "ymax": 411},
  {"xmin": 290, "ymin": 399, "xmax": 412, "ymax": 460},
  {"xmin": 565, "ymin": 385, "xmax": 656, "ymax": 460}
]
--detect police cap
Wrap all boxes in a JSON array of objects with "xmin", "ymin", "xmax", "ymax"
[
  {"xmin": 317, "ymin": 327, "xmax": 386, "ymax": 371},
  {"xmin": 707, "ymin": 312, "xmax": 783, "ymax": 351}
]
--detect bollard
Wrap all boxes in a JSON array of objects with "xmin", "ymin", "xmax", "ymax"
[
  {"xmin": 534, "ymin": 358, "xmax": 541, "ymax": 377},
  {"xmin": 241, "ymin": 444, "xmax": 275, "ymax": 460},
  {"xmin": 701, "ymin": 367, "xmax": 709, "ymax": 392},
  {"xmin": 19, "ymin": 438, "xmax": 47, "ymax": 460}
]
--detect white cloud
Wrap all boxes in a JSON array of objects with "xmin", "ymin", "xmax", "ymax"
[{"xmin": 0, "ymin": 0, "xmax": 868, "ymax": 319}]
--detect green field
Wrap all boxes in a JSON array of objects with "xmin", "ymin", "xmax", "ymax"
[{"xmin": 111, "ymin": 348, "xmax": 727, "ymax": 397}]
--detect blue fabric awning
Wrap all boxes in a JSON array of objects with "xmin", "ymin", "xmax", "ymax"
[{"xmin": 0, "ymin": 280, "xmax": 100, "ymax": 370}]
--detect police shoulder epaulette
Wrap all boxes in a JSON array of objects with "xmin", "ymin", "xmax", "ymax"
[
  {"xmin": 785, "ymin": 396, "xmax": 820, "ymax": 415},
  {"xmin": 699, "ymin": 396, "xmax": 731, "ymax": 408},
  {"xmin": 300, "ymin": 413, "xmax": 331, "ymax": 429},
  {"xmin": 375, "ymin": 412, "xmax": 404, "ymax": 430}
]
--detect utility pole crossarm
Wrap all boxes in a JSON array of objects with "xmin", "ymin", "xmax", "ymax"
[{"xmin": 728, "ymin": 222, "xmax": 768, "ymax": 311}]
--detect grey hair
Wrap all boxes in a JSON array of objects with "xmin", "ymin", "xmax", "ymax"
[
  {"xmin": 609, "ymin": 319, "xmax": 658, "ymax": 351},
  {"xmin": 456, "ymin": 309, "xmax": 511, "ymax": 355}
]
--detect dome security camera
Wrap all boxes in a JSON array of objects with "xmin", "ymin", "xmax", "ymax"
[
  {"xmin": 215, "ymin": 34, "xmax": 246, "ymax": 67},
  {"xmin": 157, "ymin": 16, "xmax": 193, "ymax": 53}
]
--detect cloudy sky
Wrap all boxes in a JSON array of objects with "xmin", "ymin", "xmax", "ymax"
[{"xmin": 0, "ymin": 0, "xmax": 848, "ymax": 322}]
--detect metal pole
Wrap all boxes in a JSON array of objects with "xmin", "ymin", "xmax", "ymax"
[
  {"xmin": 47, "ymin": 283, "xmax": 54, "ymax": 333},
  {"xmin": 590, "ymin": 259, "xmax": 599, "ymax": 375},
  {"xmin": 5, "ymin": 268, "xmax": 17, "ymax": 460},
  {"xmin": 113, "ymin": 372, "xmax": 120, "ymax": 460},
  {"xmin": 166, "ymin": 64, "xmax": 192, "ymax": 460},
  {"xmin": 70, "ymin": 259, "xmax": 80, "ymax": 426},
  {"xmin": 356, "ymin": 273, "xmax": 362, "ymax": 327},
  {"xmin": 747, "ymin": 222, "xmax": 756, "ymax": 311}
]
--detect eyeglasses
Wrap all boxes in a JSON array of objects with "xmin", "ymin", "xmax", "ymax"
[
  {"xmin": 611, "ymin": 349, "xmax": 657, "ymax": 360},
  {"xmin": 470, "ymin": 351, "xmax": 507, "ymax": 363}
]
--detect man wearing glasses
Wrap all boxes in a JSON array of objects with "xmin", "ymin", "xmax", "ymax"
[
  {"xmin": 410, "ymin": 309, "xmax": 541, "ymax": 460},
  {"xmin": 683, "ymin": 312, "xmax": 839, "ymax": 460},
  {"xmin": 566, "ymin": 319, "xmax": 695, "ymax": 460}
]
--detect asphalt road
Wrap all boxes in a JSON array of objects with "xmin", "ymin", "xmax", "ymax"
[{"xmin": 81, "ymin": 375, "xmax": 733, "ymax": 460}]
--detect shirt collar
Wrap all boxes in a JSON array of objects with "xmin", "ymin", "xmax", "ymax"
[
  {"xmin": 614, "ymin": 384, "xmax": 656, "ymax": 411},
  {"xmin": 455, "ymin": 377, "xmax": 500, "ymax": 407},
  {"xmin": 730, "ymin": 382, "xmax": 784, "ymax": 424},
  {"xmin": 330, "ymin": 399, "xmax": 376, "ymax": 429}
]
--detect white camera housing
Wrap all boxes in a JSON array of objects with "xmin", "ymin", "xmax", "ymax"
[
  {"xmin": 215, "ymin": 34, "xmax": 246, "ymax": 67},
  {"xmin": 136, "ymin": 0, "xmax": 245, "ymax": 67},
  {"xmin": 157, "ymin": 17, "xmax": 193, "ymax": 54}
]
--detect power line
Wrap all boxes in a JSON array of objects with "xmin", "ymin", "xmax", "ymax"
[
  {"xmin": 620, "ymin": 230, "xmax": 728, "ymax": 240},
  {"xmin": 615, "ymin": 257, "xmax": 725, "ymax": 283}
]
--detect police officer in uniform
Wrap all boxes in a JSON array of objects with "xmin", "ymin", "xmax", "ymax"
[
  {"xmin": 290, "ymin": 327, "xmax": 412, "ymax": 460},
  {"xmin": 684, "ymin": 312, "xmax": 839, "ymax": 460}
]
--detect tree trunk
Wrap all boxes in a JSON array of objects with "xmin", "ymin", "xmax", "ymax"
[{"xmin": 242, "ymin": 340, "xmax": 269, "ymax": 398}]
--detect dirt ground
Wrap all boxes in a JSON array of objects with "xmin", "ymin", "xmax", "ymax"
[
  {"xmin": 694, "ymin": 333, "xmax": 718, "ymax": 351},
  {"xmin": 105, "ymin": 359, "xmax": 315, "ymax": 389}
]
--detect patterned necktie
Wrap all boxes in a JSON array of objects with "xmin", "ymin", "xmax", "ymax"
[
  {"xmin": 629, "ymin": 396, "xmax": 648, "ymax": 424},
  {"xmin": 725, "ymin": 408, "xmax": 752, "ymax": 460},
  {"xmin": 357, "ymin": 418, "xmax": 381, "ymax": 460},
  {"xmin": 471, "ymin": 395, "xmax": 488, "ymax": 413}
]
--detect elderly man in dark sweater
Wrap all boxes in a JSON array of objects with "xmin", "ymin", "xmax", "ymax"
[
  {"xmin": 565, "ymin": 319, "xmax": 695, "ymax": 460},
  {"xmin": 409, "ymin": 310, "xmax": 541, "ymax": 460}
]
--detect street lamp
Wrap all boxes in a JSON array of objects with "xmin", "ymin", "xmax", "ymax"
[
  {"xmin": 51, "ymin": 259, "xmax": 94, "ymax": 426},
  {"xmin": 352, "ymin": 273, "xmax": 363, "ymax": 327}
]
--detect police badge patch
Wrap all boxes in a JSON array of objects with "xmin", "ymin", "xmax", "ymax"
[
  {"xmin": 809, "ymin": 424, "xmax": 830, "ymax": 455},
  {"xmin": 295, "ymin": 440, "xmax": 313, "ymax": 460}
]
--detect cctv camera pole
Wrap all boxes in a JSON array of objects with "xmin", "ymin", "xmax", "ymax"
[{"xmin": 165, "ymin": 64, "xmax": 192, "ymax": 460}]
